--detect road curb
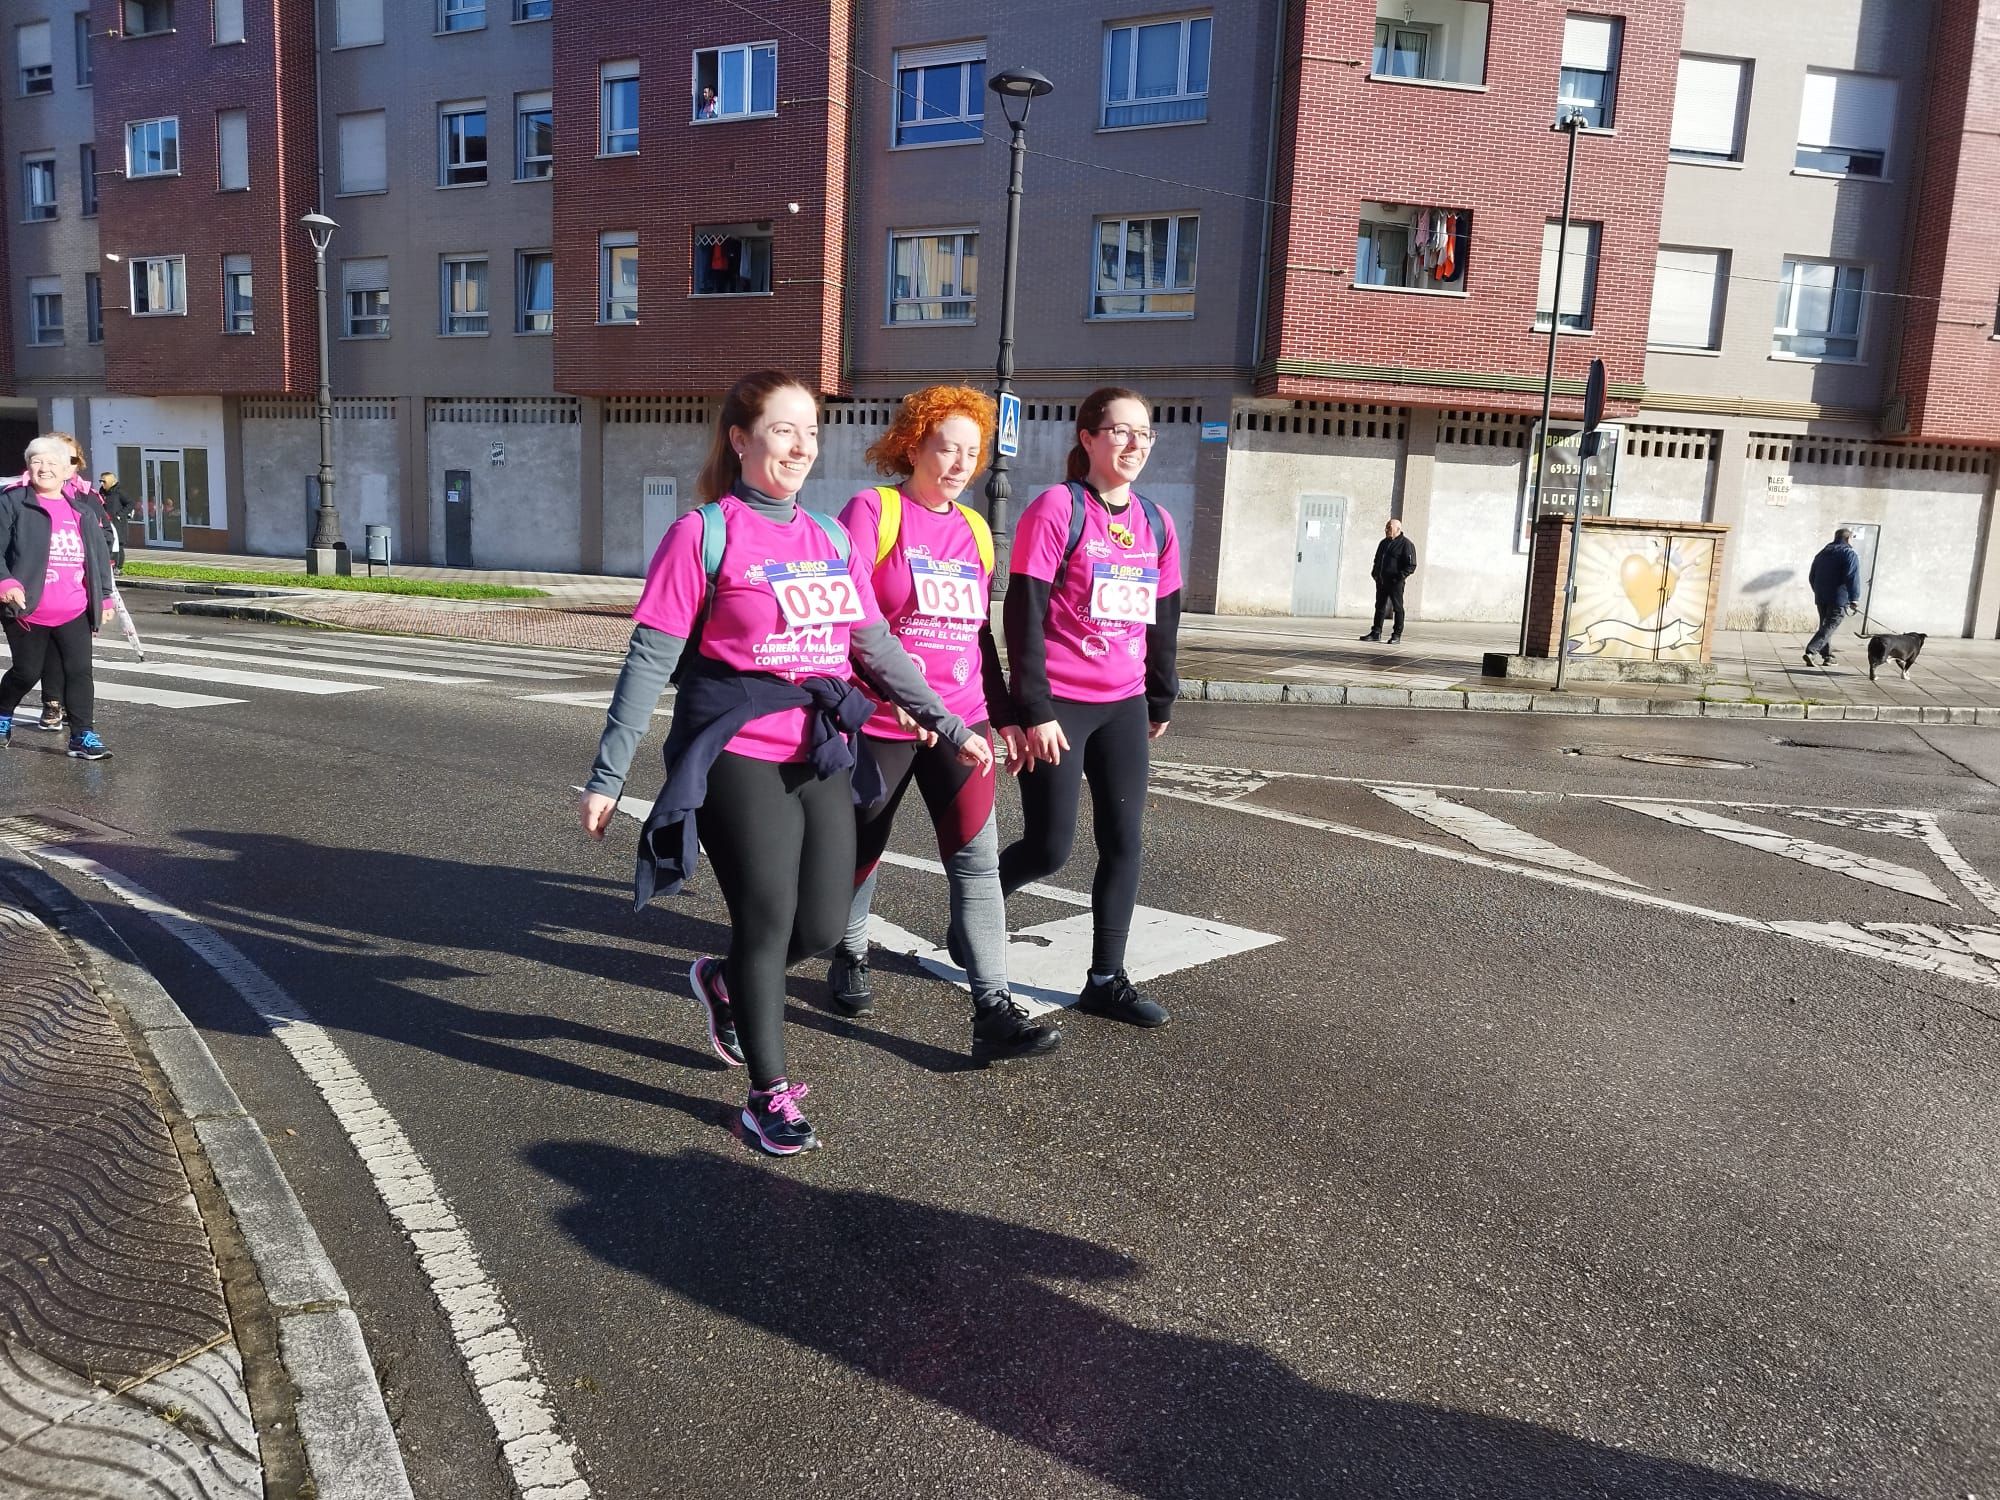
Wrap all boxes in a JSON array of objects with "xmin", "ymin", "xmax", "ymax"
[
  {"xmin": 121, "ymin": 579, "xmax": 313, "ymax": 598},
  {"xmin": 171, "ymin": 598, "xmax": 331, "ymax": 627},
  {"xmin": 0, "ymin": 851, "xmax": 416, "ymax": 1500}
]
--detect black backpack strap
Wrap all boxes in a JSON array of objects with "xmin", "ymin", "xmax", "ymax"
[{"xmin": 1055, "ymin": 481, "xmax": 1091, "ymax": 589}]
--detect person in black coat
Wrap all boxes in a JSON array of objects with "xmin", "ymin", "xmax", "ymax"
[
  {"xmin": 1360, "ymin": 518, "xmax": 1417, "ymax": 644},
  {"xmin": 1803, "ymin": 528, "xmax": 1863, "ymax": 667}
]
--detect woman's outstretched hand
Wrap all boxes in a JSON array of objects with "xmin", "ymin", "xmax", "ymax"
[{"xmin": 580, "ymin": 791, "xmax": 617, "ymax": 840}]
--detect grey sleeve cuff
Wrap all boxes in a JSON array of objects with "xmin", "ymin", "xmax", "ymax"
[
  {"xmin": 850, "ymin": 620, "xmax": 972, "ymax": 748},
  {"xmin": 584, "ymin": 625, "xmax": 686, "ymax": 797}
]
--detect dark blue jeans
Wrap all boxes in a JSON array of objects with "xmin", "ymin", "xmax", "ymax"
[{"xmin": 1806, "ymin": 603, "xmax": 1848, "ymax": 660}]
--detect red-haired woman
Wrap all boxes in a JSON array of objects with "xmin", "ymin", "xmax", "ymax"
[
  {"xmin": 829, "ymin": 386, "xmax": 1059, "ymax": 1065},
  {"xmin": 1000, "ymin": 387, "xmax": 1182, "ymax": 1028},
  {"xmin": 579, "ymin": 369, "xmax": 992, "ymax": 1155}
]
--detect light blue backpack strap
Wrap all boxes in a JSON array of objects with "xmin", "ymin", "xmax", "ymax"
[
  {"xmin": 697, "ymin": 501, "xmax": 727, "ymax": 580},
  {"xmin": 802, "ymin": 507, "xmax": 851, "ymax": 563}
]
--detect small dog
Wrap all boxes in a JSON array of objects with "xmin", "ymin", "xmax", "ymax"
[{"xmin": 1867, "ymin": 632, "xmax": 1926, "ymax": 681}]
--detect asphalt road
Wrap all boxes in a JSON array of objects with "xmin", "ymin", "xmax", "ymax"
[{"xmin": 5, "ymin": 596, "xmax": 1996, "ymax": 1500}]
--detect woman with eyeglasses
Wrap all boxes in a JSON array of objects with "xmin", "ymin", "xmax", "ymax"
[
  {"xmin": 999, "ymin": 386, "xmax": 1183, "ymax": 1028},
  {"xmin": 579, "ymin": 368, "xmax": 992, "ymax": 1157}
]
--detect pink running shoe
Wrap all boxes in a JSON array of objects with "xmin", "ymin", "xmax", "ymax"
[{"xmin": 742, "ymin": 1079, "xmax": 818, "ymax": 1155}]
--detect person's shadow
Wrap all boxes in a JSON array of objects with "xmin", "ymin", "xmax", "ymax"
[{"xmin": 530, "ymin": 1142, "xmax": 1831, "ymax": 1500}]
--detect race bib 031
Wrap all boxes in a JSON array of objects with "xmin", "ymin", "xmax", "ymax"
[
  {"xmin": 907, "ymin": 555, "xmax": 985, "ymax": 623},
  {"xmin": 765, "ymin": 559, "xmax": 867, "ymax": 629},
  {"xmin": 1089, "ymin": 563, "xmax": 1159, "ymax": 625}
]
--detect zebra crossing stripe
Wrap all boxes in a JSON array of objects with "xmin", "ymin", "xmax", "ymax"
[
  {"xmin": 225, "ymin": 632, "xmax": 618, "ymax": 673},
  {"xmin": 92, "ymin": 681, "xmax": 247, "ymax": 709},
  {"xmin": 91, "ymin": 659, "xmax": 377, "ymax": 695},
  {"xmin": 1373, "ymin": 786, "xmax": 1638, "ymax": 885},
  {"xmin": 180, "ymin": 637, "xmax": 584, "ymax": 680},
  {"xmin": 98, "ymin": 639, "xmax": 483, "ymax": 685}
]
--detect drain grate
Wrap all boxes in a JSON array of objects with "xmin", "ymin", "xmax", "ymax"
[
  {"xmin": 1620, "ymin": 751, "xmax": 1751, "ymax": 770},
  {"xmin": 0, "ymin": 809, "xmax": 131, "ymax": 850}
]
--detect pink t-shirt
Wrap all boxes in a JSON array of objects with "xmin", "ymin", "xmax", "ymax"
[
  {"xmin": 840, "ymin": 486, "xmax": 992, "ymax": 740},
  {"xmin": 23, "ymin": 496, "xmax": 88, "ymax": 627},
  {"xmin": 632, "ymin": 495, "xmax": 881, "ymax": 762},
  {"xmin": 1011, "ymin": 483, "xmax": 1182, "ymax": 705}
]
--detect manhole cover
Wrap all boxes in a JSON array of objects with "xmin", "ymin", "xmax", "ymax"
[{"xmin": 1619, "ymin": 752, "xmax": 1750, "ymax": 770}]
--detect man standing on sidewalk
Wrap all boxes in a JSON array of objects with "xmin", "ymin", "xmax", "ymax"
[
  {"xmin": 1803, "ymin": 528, "xmax": 1862, "ymax": 667},
  {"xmin": 1360, "ymin": 518, "xmax": 1417, "ymax": 644}
]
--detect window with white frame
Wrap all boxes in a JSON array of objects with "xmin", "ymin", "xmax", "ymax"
[
  {"xmin": 516, "ymin": 91, "xmax": 552, "ymax": 178},
  {"xmin": 1670, "ymin": 54, "xmax": 1748, "ymax": 161},
  {"xmin": 694, "ymin": 224, "xmax": 771, "ymax": 295},
  {"xmin": 222, "ymin": 253, "xmax": 252, "ymax": 332},
  {"xmin": 213, "ymin": 0, "xmax": 243, "ymax": 44},
  {"xmin": 216, "ymin": 107, "xmax": 249, "ymax": 190},
  {"xmin": 337, "ymin": 110, "xmax": 386, "ymax": 193},
  {"xmin": 893, "ymin": 41, "xmax": 983, "ymax": 147},
  {"xmin": 1102, "ymin": 15, "xmax": 1210, "ymax": 128},
  {"xmin": 1795, "ymin": 69, "xmax": 1895, "ymax": 177},
  {"xmin": 1558, "ymin": 14, "xmax": 1620, "ymax": 127},
  {"xmin": 439, "ymin": 102, "xmax": 487, "ymax": 185},
  {"xmin": 84, "ymin": 270, "xmax": 101, "ymax": 342},
  {"xmin": 1371, "ymin": 0, "xmax": 1489, "ymax": 86},
  {"xmin": 601, "ymin": 60, "xmax": 638, "ymax": 154},
  {"xmin": 439, "ymin": 0, "xmax": 483, "ymax": 33},
  {"xmin": 1535, "ymin": 219, "xmax": 1600, "ymax": 331},
  {"xmin": 28, "ymin": 276, "xmax": 62, "ymax": 344},
  {"xmin": 18, "ymin": 21, "xmax": 51, "ymax": 95},
  {"xmin": 1773, "ymin": 257, "xmax": 1865, "ymax": 359},
  {"xmin": 123, "ymin": 0, "xmax": 172, "ymax": 36},
  {"xmin": 74, "ymin": 11, "xmax": 91, "ymax": 86},
  {"xmin": 1355, "ymin": 202, "xmax": 1470, "ymax": 291},
  {"xmin": 334, "ymin": 0, "xmax": 382, "ymax": 47},
  {"xmin": 1648, "ymin": 246, "xmax": 1727, "ymax": 350},
  {"xmin": 126, "ymin": 116, "xmax": 179, "ymax": 176},
  {"xmin": 1093, "ymin": 214, "xmax": 1197, "ymax": 316},
  {"xmin": 600, "ymin": 231, "xmax": 636, "ymax": 321},
  {"xmin": 22, "ymin": 154, "xmax": 56, "ymax": 221},
  {"xmin": 440, "ymin": 254, "xmax": 488, "ymax": 334},
  {"xmin": 889, "ymin": 230, "xmax": 976, "ymax": 323},
  {"xmin": 79, "ymin": 142, "xmax": 96, "ymax": 213},
  {"xmin": 693, "ymin": 42, "xmax": 776, "ymax": 120},
  {"xmin": 515, "ymin": 0, "xmax": 550, "ymax": 18},
  {"xmin": 130, "ymin": 255, "xmax": 185, "ymax": 315},
  {"xmin": 517, "ymin": 250, "xmax": 552, "ymax": 332},
  {"xmin": 342, "ymin": 256, "xmax": 389, "ymax": 336}
]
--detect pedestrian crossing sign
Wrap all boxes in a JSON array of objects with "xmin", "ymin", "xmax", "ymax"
[{"xmin": 996, "ymin": 392, "xmax": 1021, "ymax": 458}]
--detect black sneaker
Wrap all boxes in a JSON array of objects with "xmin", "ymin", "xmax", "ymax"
[
  {"xmin": 972, "ymin": 997, "xmax": 1061, "ymax": 1065},
  {"xmin": 35, "ymin": 702, "xmax": 64, "ymax": 732},
  {"xmin": 742, "ymin": 1079, "xmax": 818, "ymax": 1155},
  {"xmin": 1359, "ymin": 632, "xmax": 1381, "ymax": 642},
  {"xmin": 1076, "ymin": 970, "xmax": 1170, "ymax": 1028},
  {"xmin": 1802, "ymin": 651, "xmax": 1820, "ymax": 667},
  {"xmin": 827, "ymin": 952, "xmax": 873, "ymax": 1017},
  {"xmin": 66, "ymin": 730, "xmax": 110, "ymax": 761},
  {"xmin": 688, "ymin": 958, "xmax": 745, "ymax": 1067},
  {"xmin": 1387, "ymin": 635, "xmax": 1403, "ymax": 645}
]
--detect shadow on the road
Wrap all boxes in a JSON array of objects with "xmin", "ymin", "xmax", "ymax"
[{"xmin": 530, "ymin": 1142, "xmax": 1831, "ymax": 1500}]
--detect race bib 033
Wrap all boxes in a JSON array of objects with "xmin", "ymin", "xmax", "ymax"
[
  {"xmin": 1089, "ymin": 563, "xmax": 1159, "ymax": 625},
  {"xmin": 907, "ymin": 555, "xmax": 985, "ymax": 623},
  {"xmin": 765, "ymin": 560, "xmax": 867, "ymax": 629}
]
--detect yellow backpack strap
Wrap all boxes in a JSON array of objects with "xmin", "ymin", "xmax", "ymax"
[
  {"xmin": 874, "ymin": 485, "xmax": 902, "ymax": 565},
  {"xmin": 957, "ymin": 503, "xmax": 995, "ymax": 577}
]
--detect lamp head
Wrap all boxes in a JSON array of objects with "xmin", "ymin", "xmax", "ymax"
[
  {"xmin": 299, "ymin": 211, "xmax": 338, "ymax": 252},
  {"xmin": 989, "ymin": 65, "xmax": 1053, "ymax": 123}
]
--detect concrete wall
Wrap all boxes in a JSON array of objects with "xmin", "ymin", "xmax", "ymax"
[
  {"xmin": 424, "ymin": 405, "xmax": 582, "ymax": 571},
  {"xmin": 90, "ymin": 395, "xmax": 230, "ymax": 526},
  {"xmin": 1614, "ymin": 427, "xmax": 1715, "ymax": 524},
  {"xmin": 600, "ymin": 406, "xmax": 713, "ymax": 576},
  {"xmin": 239, "ymin": 402, "xmax": 400, "ymax": 556},
  {"xmin": 1426, "ymin": 446, "xmax": 1530, "ymax": 621}
]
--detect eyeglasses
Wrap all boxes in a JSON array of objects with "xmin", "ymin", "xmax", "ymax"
[{"xmin": 1092, "ymin": 424, "xmax": 1156, "ymax": 447}]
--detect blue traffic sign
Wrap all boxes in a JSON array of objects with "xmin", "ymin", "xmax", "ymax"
[{"xmin": 996, "ymin": 392, "xmax": 1021, "ymax": 458}]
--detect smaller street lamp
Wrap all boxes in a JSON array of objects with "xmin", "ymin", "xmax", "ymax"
[{"xmin": 300, "ymin": 211, "xmax": 349, "ymax": 575}]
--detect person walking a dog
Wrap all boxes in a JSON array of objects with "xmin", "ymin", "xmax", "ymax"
[
  {"xmin": 1803, "ymin": 528, "xmax": 1862, "ymax": 667},
  {"xmin": 1359, "ymin": 518, "xmax": 1417, "ymax": 644}
]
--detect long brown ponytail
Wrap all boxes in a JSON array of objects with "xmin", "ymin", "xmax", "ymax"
[
  {"xmin": 696, "ymin": 368, "xmax": 812, "ymax": 504},
  {"xmin": 1065, "ymin": 386, "xmax": 1147, "ymax": 482}
]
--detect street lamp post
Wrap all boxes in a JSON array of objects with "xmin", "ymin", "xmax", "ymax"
[
  {"xmin": 983, "ymin": 66, "xmax": 1053, "ymax": 598},
  {"xmin": 301, "ymin": 211, "xmax": 348, "ymax": 576}
]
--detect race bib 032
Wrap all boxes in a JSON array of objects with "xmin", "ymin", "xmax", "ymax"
[
  {"xmin": 907, "ymin": 555, "xmax": 985, "ymax": 623},
  {"xmin": 1089, "ymin": 563, "xmax": 1159, "ymax": 625},
  {"xmin": 765, "ymin": 560, "xmax": 867, "ymax": 629}
]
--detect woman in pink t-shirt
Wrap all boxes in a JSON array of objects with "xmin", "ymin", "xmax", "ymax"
[
  {"xmin": 1000, "ymin": 387, "xmax": 1183, "ymax": 1029},
  {"xmin": 578, "ymin": 369, "xmax": 992, "ymax": 1156},
  {"xmin": 828, "ymin": 385, "xmax": 1057, "ymax": 1065}
]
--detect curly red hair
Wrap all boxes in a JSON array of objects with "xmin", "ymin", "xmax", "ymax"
[{"xmin": 865, "ymin": 385, "xmax": 997, "ymax": 479}]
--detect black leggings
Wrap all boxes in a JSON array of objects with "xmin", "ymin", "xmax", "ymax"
[
  {"xmin": 698, "ymin": 750, "xmax": 856, "ymax": 1090},
  {"xmin": 1, "ymin": 614, "xmax": 92, "ymax": 731},
  {"xmin": 999, "ymin": 695, "xmax": 1150, "ymax": 974}
]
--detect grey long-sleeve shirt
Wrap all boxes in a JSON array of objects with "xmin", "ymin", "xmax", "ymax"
[{"xmin": 584, "ymin": 486, "xmax": 972, "ymax": 798}]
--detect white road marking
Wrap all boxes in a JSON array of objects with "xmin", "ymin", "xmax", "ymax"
[
  {"xmin": 165, "ymin": 635, "xmax": 582, "ymax": 681},
  {"xmin": 96, "ymin": 638, "xmax": 483, "ymax": 685},
  {"xmin": 91, "ymin": 681, "xmax": 248, "ymax": 709},
  {"xmin": 1781, "ymin": 808, "xmax": 1930, "ymax": 841},
  {"xmin": 89, "ymin": 659, "xmax": 378, "ymax": 695},
  {"xmin": 225, "ymin": 631, "xmax": 619, "ymax": 673},
  {"xmin": 874, "ymin": 849, "xmax": 1090, "ymax": 909},
  {"xmin": 13, "ymin": 844, "xmax": 593, "ymax": 1500},
  {"xmin": 1607, "ymin": 801, "xmax": 1956, "ymax": 907},
  {"xmin": 1915, "ymin": 813, "xmax": 2000, "ymax": 919},
  {"xmin": 1372, "ymin": 786, "xmax": 1638, "ymax": 884},
  {"xmin": 1148, "ymin": 763, "xmax": 1272, "ymax": 802},
  {"xmin": 524, "ymin": 690, "xmax": 673, "ymax": 712}
]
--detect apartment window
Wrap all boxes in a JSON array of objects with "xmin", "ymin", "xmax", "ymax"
[
  {"xmin": 18, "ymin": 22, "xmax": 52, "ymax": 95},
  {"xmin": 343, "ymin": 257, "xmax": 390, "ymax": 336},
  {"xmin": 222, "ymin": 253, "xmax": 252, "ymax": 332},
  {"xmin": 123, "ymin": 1, "xmax": 172, "ymax": 38},
  {"xmin": 1559, "ymin": 15, "xmax": 1621, "ymax": 128},
  {"xmin": 515, "ymin": 0, "xmax": 550, "ymax": 18},
  {"xmin": 216, "ymin": 107, "xmax": 249, "ymax": 190},
  {"xmin": 213, "ymin": 0, "xmax": 243, "ymax": 43},
  {"xmin": 22, "ymin": 154, "xmax": 57, "ymax": 222},
  {"xmin": 1670, "ymin": 55, "xmax": 1748, "ymax": 162},
  {"xmin": 440, "ymin": 255, "xmax": 488, "ymax": 334},
  {"xmin": 334, "ymin": 0, "xmax": 383, "ymax": 47},
  {"xmin": 84, "ymin": 270, "xmax": 101, "ymax": 343},
  {"xmin": 892, "ymin": 42, "xmax": 983, "ymax": 147},
  {"xmin": 600, "ymin": 61, "xmax": 638, "ymax": 154},
  {"xmin": 516, "ymin": 92, "xmax": 552, "ymax": 178},
  {"xmin": 1354, "ymin": 203, "xmax": 1470, "ymax": 291},
  {"xmin": 1648, "ymin": 246, "xmax": 1727, "ymax": 350},
  {"xmin": 1796, "ymin": 69, "xmax": 1895, "ymax": 177},
  {"xmin": 28, "ymin": 277, "xmax": 62, "ymax": 345},
  {"xmin": 73, "ymin": 12, "xmax": 91, "ymax": 85},
  {"xmin": 1093, "ymin": 214, "xmax": 1198, "ymax": 317},
  {"xmin": 600, "ymin": 231, "xmax": 636, "ymax": 322},
  {"xmin": 889, "ymin": 230, "xmax": 976, "ymax": 323},
  {"xmin": 516, "ymin": 250, "xmax": 552, "ymax": 332},
  {"xmin": 1103, "ymin": 14, "xmax": 1210, "ymax": 128},
  {"xmin": 126, "ymin": 116, "xmax": 180, "ymax": 176},
  {"xmin": 439, "ymin": 0, "xmax": 483, "ymax": 33},
  {"xmin": 693, "ymin": 42, "xmax": 776, "ymax": 120},
  {"xmin": 1774, "ymin": 258, "xmax": 1865, "ymax": 360},
  {"xmin": 1535, "ymin": 220, "xmax": 1600, "ymax": 331},
  {"xmin": 79, "ymin": 142, "xmax": 96, "ymax": 213},
  {"xmin": 439, "ymin": 102, "xmax": 487, "ymax": 186},
  {"xmin": 1371, "ymin": 1, "xmax": 1489, "ymax": 86},
  {"xmin": 694, "ymin": 225, "xmax": 771, "ymax": 296},
  {"xmin": 337, "ymin": 110, "xmax": 387, "ymax": 193},
  {"xmin": 130, "ymin": 255, "xmax": 186, "ymax": 315}
]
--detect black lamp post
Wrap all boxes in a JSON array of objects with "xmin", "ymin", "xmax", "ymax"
[
  {"xmin": 301, "ymin": 211, "xmax": 349, "ymax": 575},
  {"xmin": 983, "ymin": 65, "xmax": 1052, "ymax": 597}
]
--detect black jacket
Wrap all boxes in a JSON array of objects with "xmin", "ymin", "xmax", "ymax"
[
  {"xmin": 1372, "ymin": 534, "xmax": 1417, "ymax": 584},
  {"xmin": 0, "ymin": 482, "xmax": 116, "ymax": 629},
  {"xmin": 1808, "ymin": 542, "xmax": 1862, "ymax": 610}
]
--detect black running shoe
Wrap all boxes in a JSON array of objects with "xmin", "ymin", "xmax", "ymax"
[
  {"xmin": 688, "ymin": 958, "xmax": 745, "ymax": 1067},
  {"xmin": 826, "ymin": 952, "xmax": 873, "ymax": 1017},
  {"xmin": 1076, "ymin": 970, "xmax": 1170, "ymax": 1028},
  {"xmin": 742, "ymin": 1079, "xmax": 818, "ymax": 1155},
  {"xmin": 66, "ymin": 730, "xmax": 110, "ymax": 761},
  {"xmin": 972, "ymin": 997, "xmax": 1061, "ymax": 1065}
]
